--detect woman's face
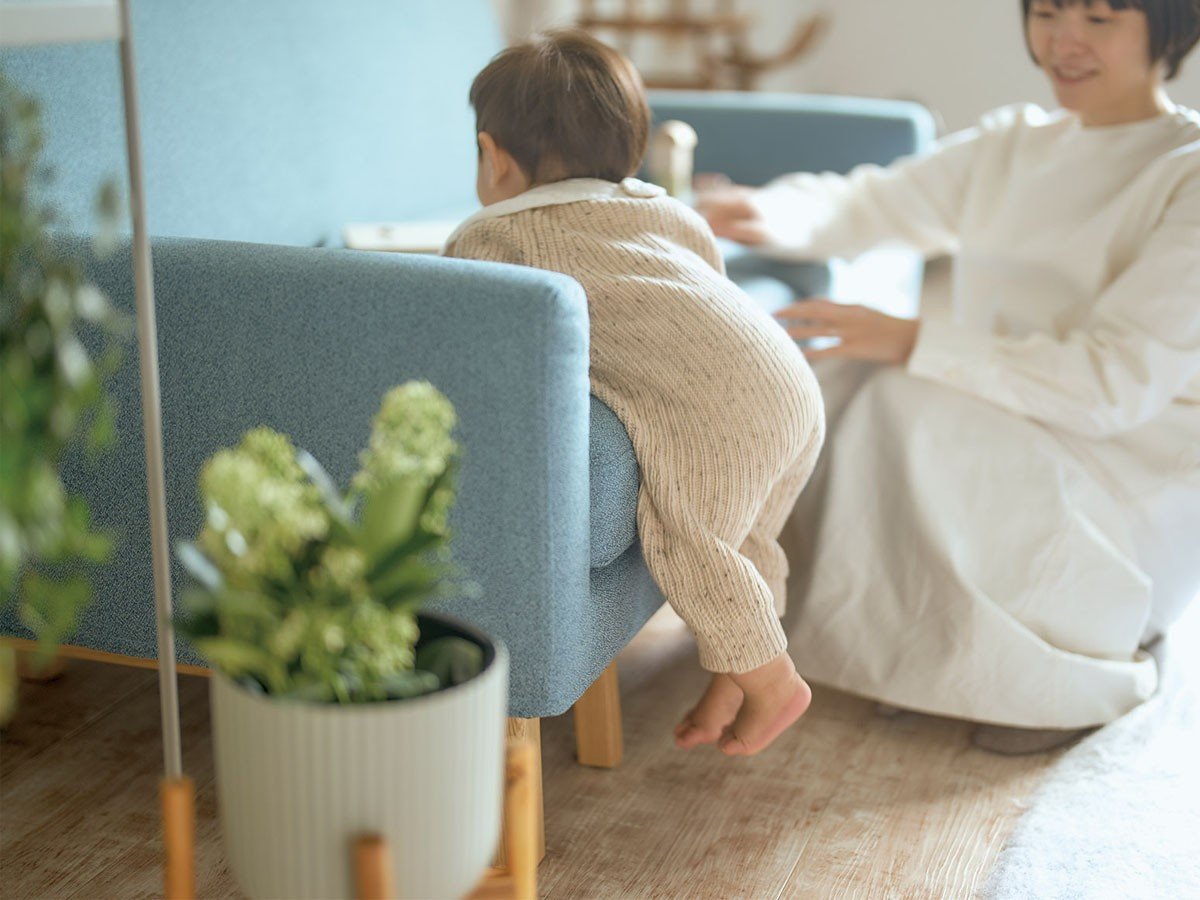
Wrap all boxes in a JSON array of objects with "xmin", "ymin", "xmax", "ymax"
[{"xmin": 1026, "ymin": 0, "xmax": 1164, "ymax": 125}]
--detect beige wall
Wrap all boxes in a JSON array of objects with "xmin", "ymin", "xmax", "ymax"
[
  {"xmin": 493, "ymin": 0, "xmax": 1200, "ymax": 135},
  {"xmin": 757, "ymin": 0, "xmax": 1200, "ymax": 133}
]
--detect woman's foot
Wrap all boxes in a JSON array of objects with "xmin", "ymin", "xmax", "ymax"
[
  {"xmin": 971, "ymin": 724, "xmax": 1093, "ymax": 756},
  {"xmin": 674, "ymin": 674, "xmax": 744, "ymax": 749},
  {"xmin": 718, "ymin": 653, "xmax": 812, "ymax": 757}
]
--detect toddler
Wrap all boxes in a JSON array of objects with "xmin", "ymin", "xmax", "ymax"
[{"xmin": 444, "ymin": 30, "xmax": 824, "ymax": 756}]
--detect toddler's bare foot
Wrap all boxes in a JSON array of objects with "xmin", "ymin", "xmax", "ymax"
[
  {"xmin": 719, "ymin": 653, "xmax": 812, "ymax": 757},
  {"xmin": 674, "ymin": 673, "xmax": 744, "ymax": 749}
]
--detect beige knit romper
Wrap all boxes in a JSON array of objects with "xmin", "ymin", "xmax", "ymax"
[{"xmin": 444, "ymin": 177, "xmax": 824, "ymax": 673}]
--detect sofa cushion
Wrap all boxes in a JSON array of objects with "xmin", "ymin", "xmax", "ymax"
[{"xmin": 589, "ymin": 396, "xmax": 640, "ymax": 568}]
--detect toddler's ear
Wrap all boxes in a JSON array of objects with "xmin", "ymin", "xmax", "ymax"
[
  {"xmin": 476, "ymin": 132, "xmax": 531, "ymax": 204},
  {"xmin": 478, "ymin": 132, "xmax": 504, "ymax": 175}
]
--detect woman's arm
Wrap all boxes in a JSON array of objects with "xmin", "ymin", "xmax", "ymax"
[
  {"xmin": 698, "ymin": 123, "xmax": 983, "ymax": 262},
  {"xmin": 906, "ymin": 176, "xmax": 1200, "ymax": 439}
]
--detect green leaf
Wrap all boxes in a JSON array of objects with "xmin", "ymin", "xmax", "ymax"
[
  {"xmin": 175, "ymin": 541, "xmax": 223, "ymax": 592},
  {"xmin": 193, "ymin": 637, "xmax": 282, "ymax": 685},
  {"xmin": 378, "ymin": 669, "xmax": 440, "ymax": 700},
  {"xmin": 19, "ymin": 571, "xmax": 91, "ymax": 647},
  {"xmin": 278, "ymin": 679, "xmax": 335, "ymax": 703},
  {"xmin": 359, "ymin": 475, "xmax": 425, "ymax": 561},
  {"xmin": 212, "ymin": 588, "xmax": 279, "ymax": 623},
  {"xmin": 369, "ymin": 558, "xmax": 445, "ymax": 611},
  {"xmin": 296, "ymin": 449, "xmax": 352, "ymax": 525},
  {"xmin": 364, "ymin": 529, "xmax": 442, "ymax": 583},
  {"xmin": 85, "ymin": 396, "xmax": 116, "ymax": 456},
  {"xmin": 415, "ymin": 636, "xmax": 483, "ymax": 689},
  {"xmin": 175, "ymin": 588, "xmax": 220, "ymax": 639}
]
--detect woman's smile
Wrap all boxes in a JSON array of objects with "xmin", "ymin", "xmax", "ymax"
[{"xmin": 1050, "ymin": 64, "xmax": 1100, "ymax": 84}]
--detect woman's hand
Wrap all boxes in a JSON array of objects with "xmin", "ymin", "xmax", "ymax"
[
  {"xmin": 777, "ymin": 298, "xmax": 920, "ymax": 365},
  {"xmin": 694, "ymin": 174, "xmax": 772, "ymax": 245}
]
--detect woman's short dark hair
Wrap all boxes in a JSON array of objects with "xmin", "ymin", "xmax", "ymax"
[
  {"xmin": 1021, "ymin": 0, "xmax": 1200, "ymax": 79},
  {"xmin": 469, "ymin": 29, "xmax": 650, "ymax": 183}
]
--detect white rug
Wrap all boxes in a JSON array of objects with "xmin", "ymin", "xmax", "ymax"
[{"xmin": 984, "ymin": 603, "xmax": 1200, "ymax": 899}]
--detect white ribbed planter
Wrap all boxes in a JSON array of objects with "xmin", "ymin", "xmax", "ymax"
[{"xmin": 210, "ymin": 613, "xmax": 508, "ymax": 900}]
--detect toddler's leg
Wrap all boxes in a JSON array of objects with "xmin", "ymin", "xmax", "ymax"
[
  {"xmin": 639, "ymin": 497, "xmax": 787, "ymax": 675},
  {"xmin": 712, "ymin": 432, "xmax": 825, "ymax": 755},
  {"xmin": 739, "ymin": 448, "xmax": 821, "ymax": 615},
  {"xmin": 640, "ymin": 493, "xmax": 807, "ymax": 755},
  {"xmin": 664, "ymin": 427, "xmax": 822, "ymax": 754}
]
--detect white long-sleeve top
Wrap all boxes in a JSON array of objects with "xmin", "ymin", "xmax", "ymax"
[
  {"xmin": 761, "ymin": 104, "xmax": 1200, "ymax": 726},
  {"xmin": 753, "ymin": 103, "xmax": 1200, "ymax": 445}
]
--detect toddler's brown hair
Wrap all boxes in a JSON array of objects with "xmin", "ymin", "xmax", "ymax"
[{"xmin": 469, "ymin": 29, "xmax": 651, "ymax": 183}]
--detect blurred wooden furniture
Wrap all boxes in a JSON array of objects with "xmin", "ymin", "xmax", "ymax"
[{"xmin": 578, "ymin": 0, "xmax": 827, "ymax": 90}]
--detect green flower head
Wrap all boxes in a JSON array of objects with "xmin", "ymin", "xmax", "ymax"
[
  {"xmin": 353, "ymin": 382, "xmax": 458, "ymax": 494},
  {"xmin": 198, "ymin": 428, "xmax": 328, "ymax": 585},
  {"xmin": 307, "ymin": 544, "xmax": 369, "ymax": 604},
  {"xmin": 180, "ymin": 384, "xmax": 471, "ymax": 703}
]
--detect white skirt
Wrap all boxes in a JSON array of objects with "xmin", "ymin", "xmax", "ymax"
[{"xmin": 781, "ymin": 361, "xmax": 1200, "ymax": 729}]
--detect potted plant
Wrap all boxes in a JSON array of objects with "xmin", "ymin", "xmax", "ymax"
[
  {"xmin": 178, "ymin": 382, "xmax": 508, "ymax": 900},
  {"xmin": 0, "ymin": 71, "xmax": 126, "ymax": 723}
]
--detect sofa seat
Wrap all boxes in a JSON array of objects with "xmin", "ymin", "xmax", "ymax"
[{"xmin": 588, "ymin": 398, "xmax": 640, "ymax": 569}]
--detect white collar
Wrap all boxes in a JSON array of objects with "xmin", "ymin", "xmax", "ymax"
[{"xmin": 445, "ymin": 177, "xmax": 665, "ymax": 247}]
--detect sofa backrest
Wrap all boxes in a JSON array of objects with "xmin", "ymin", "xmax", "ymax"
[
  {"xmin": 1, "ymin": 0, "xmax": 501, "ymax": 246},
  {"xmin": 647, "ymin": 90, "xmax": 938, "ymax": 186}
]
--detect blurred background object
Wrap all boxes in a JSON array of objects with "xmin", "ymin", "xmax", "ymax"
[
  {"xmin": 576, "ymin": 0, "xmax": 827, "ymax": 91},
  {"xmin": 491, "ymin": 0, "xmax": 1200, "ymax": 134}
]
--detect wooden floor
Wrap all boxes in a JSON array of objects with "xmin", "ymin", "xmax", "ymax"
[{"xmin": 1, "ymin": 609, "xmax": 1062, "ymax": 899}]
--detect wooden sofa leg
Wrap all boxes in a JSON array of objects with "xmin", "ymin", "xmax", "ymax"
[
  {"xmin": 497, "ymin": 718, "xmax": 545, "ymax": 866},
  {"xmin": 572, "ymin": 662, "xmax": 623, "ymax": 768}
]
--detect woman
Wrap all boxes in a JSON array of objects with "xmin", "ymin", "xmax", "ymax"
[{"xmin": 698, "ymin": 0, "xmax": 1200, "ymax": 752}]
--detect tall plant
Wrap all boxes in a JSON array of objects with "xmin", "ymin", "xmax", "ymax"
[
  {"xmin": 0, "ymin": 71, "xmax": 128, "ymax": 721},
  {"xmin": 178, "ymin": 382, "xmax": 482, "ymax": 704}
]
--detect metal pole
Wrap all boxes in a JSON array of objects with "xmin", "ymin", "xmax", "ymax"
[{"xmin": 115, "ymin": 0, "xmax": 183, "ymax": 781}]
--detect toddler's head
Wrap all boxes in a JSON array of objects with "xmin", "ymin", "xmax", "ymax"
[{"xmin": 469, "ymin": 29, "xmax": 650, "ymax": 205}]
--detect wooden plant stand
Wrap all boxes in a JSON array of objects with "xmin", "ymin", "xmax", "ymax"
[{"xmin": 352, "ymin": 737, "xmax": 541, "ymax": 900}]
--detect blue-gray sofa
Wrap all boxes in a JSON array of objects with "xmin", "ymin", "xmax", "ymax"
[{"xmin": 1, "ymin": 0, "xmax": 934, "ymax": 832}]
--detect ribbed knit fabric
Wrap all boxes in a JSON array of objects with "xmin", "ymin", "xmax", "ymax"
[{"xmin": 445, "ymin": 178, "xmax": 824, "ymax": 673}]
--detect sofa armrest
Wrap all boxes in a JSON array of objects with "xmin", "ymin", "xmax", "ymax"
[{"xmin": 5, "ymin": 236, "xmax": 593, "ymax": 717}]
